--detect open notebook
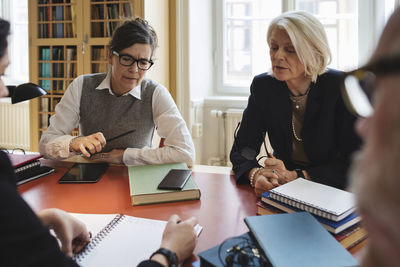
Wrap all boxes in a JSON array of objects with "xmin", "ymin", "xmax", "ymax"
[{"xmin": 69, "ymin": 213, "xmax": 202, "ymax": 267}]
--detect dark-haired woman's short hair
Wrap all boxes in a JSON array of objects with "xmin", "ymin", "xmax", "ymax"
[
  {"xmin": 109, "ymin": 17, "xmax": 158, "ymax": 58},
  {"xmin": 0, "ymin": 18, "xmax": 10, "ymax": 58}
]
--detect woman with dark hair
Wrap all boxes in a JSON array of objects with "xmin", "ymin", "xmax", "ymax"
[
  {"xmin": 39, "ymin": 18, "xmax": 195, "ymax": 166},
  {"xmin": 0, "ymin": 18, "xmax": 197, "ymax": 266}
]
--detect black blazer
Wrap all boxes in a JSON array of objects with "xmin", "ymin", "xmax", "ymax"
[{"xmin": 230, "ymin": 69, "xmax": 362, "ymax": 189}]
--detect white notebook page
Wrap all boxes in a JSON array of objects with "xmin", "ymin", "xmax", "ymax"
[
  {"xmin": 75, "ymin": 215, "xmax": 167, "ymax": 267},
  {"xmin": 70, "ymin": 213, "xmax": 202, "ymax": 267}
]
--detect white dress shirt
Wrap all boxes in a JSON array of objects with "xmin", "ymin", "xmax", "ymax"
[{"xmin": 39, "ymin": 71, "xmax": 195, "ymax": 166}]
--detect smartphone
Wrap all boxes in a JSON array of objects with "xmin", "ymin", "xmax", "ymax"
[
  {"xmin": 58, "ymin": 163, "xmax": 108, "ymax": 184},
  {"xmin": 157, "ymin": 169, "xmax": 192, "ymax": 190}
]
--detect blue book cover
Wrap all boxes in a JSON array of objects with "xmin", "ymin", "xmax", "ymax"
[
  {"xmin": 55, "ymin": 6, "xmax": 64, "ymax": 38},
  {"xmin": 261, "ymin": 191, "xmax": 361, "ymax": 234},
  {"xmin": 245, "ymin": 212, "xmax": 359, "ymax": 267}
]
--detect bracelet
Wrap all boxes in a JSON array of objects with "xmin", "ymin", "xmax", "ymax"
[
  {"xmin": 69, "ymin": 136, "xmax": 79, "ymax": 152},
  {"xmin": 250, "ymin": 167, "xmax": 263, "ymax": 188}
]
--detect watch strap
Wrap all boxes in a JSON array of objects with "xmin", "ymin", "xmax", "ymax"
[
  {"xmin": 295, "ymin": 169, "xmax": 304, "ymax": 178},
  {"xmin": 150, "ymin": 248, "xmax": 178, "ymax": 267}
]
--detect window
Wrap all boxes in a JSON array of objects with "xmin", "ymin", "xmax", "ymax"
[
  {"xmin": 0, "ymin": 0, "xmax": 29, "ymax": 86},
  {"xmin": 216, "ymin": 0, "xmax": 396, "ymax": 95}
]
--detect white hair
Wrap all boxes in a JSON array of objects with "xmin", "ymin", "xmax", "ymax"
[{"xmin": 267, "ymin": 11, "xmax": 331, "ymax": 82}]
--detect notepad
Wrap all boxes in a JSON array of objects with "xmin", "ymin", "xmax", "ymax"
[
  {"xmin": 269, "ymin": 178, "xmax": 355, "ymax": 221},
  {"xmin": 70, "ymin": 213, "xmax": 202, "ymax": 267}
]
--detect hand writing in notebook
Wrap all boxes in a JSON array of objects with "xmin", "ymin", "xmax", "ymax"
[
  {"xmin": 152, "ymin": 215, "xmax": 198, "ymax": 265},
  {"xmin": 37, "ymin": 208, "xmax": 91, "ymax": 257}
]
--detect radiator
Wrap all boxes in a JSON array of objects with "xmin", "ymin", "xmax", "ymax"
[
  {"xmin": 0, "ymin": 100, "xmax": 30, "ymax": 151},
  {"xmin": 214, "ymin": 108, "xmax": 272, "ymax": 166}
]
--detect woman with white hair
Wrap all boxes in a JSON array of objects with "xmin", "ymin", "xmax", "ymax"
[{"xmin": 230, "ymin": 11, "xmax": 361, "ymax": 196}]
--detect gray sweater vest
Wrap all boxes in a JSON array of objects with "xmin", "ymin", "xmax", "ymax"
[{"xmin": 79, "ymin": 73, "xmax": 156, "ymax": 152}]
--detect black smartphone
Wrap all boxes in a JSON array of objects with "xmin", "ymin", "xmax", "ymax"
[
  {"xmin": 58, "ymin": 163, "xmax": 108, "ymax": 184},
  {"xmin": 157, "ymin": 169, "xmax": 192, "ymax": 190}
]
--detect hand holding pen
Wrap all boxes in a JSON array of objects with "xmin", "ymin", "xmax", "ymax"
[{"xmin": 69, "ymin": 129, "xmax": 136, "ymax": 158}]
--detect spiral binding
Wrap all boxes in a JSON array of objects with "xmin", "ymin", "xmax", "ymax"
[
  {"xmin": 270, "ymin": 191, "xmax": 335, "ymax": 221},
  {"xmin": 73, "ymin": 214, "xmax": 126, "ymax": 263},
  {"xmin": 15, "ymin": 160, "xmax": 41, "ymax": 173}
]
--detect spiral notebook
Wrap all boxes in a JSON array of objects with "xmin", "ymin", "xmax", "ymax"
[
  {"xmin": 70, "ymin": 213, "xmax": 202, "ymax": 267},
  {"xmin": 269, "ymin": 178, "xmax": 355, "ymax": 222}
]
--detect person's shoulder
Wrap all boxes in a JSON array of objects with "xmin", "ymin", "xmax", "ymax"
[
  {"xmin": 253, "ymin": 72, "xmax": 275, "ymax": 83},
  {"xmin": 141, "ymin": 78, "xmax": 170, "ymax": 97},
  {"xmin": 317, "ymin": 68, "xmax": 344, "ymax": 83},
  {"xmin": 141, "ymin": 78, "xmax": 161, "ymax": 90}
]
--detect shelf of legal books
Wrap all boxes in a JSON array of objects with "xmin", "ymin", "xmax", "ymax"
[
  {"xmin": 91, "ymin": 45, "xmax": 108, "ymax": 73},
  {"xmin": 90, "ymin": 1, "xmax": 133, "ymax": 38},
  {"xmin": 38, "ymin": 0, "xmax": 76, "ymax": 39}
]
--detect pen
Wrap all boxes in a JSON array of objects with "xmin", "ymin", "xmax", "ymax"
[{"xmin": 106, "ymin": 129, "xmax": 136, "ymax": 143}]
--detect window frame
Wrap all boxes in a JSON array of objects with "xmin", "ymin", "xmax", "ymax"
[{"xmin": 214, "ymin": 0, "xmax": 395, "ymax": 96}]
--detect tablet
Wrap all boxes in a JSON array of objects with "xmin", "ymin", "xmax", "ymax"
[{"xmin": 58, "ymin": 163, "xmax": 108, "ymax": 183}]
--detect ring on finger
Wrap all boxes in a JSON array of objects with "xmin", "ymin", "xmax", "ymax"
[{"xmin": 271, "ymin": 169, "xmax": 275, "ymax": 174}]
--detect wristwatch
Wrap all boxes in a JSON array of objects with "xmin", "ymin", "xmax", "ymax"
[
  {"xmin": 295, "ymin": 169, "xmax": 304, "ymax": 178},
  {"xmin": 150, "ymin": 248, "xmax": 178, "ymax": 267}
]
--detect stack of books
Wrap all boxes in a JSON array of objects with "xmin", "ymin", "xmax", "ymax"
[
  {"xmin": 8, "ymin": 153, "xmax": 54, "ymax": 185},
  {"xmin": 128, "ymin": 162, "xmax": 201, "ymax": 206},
  {"xmin": 258, "ymin": 178, "xmax": 367, "ymax": 249}
]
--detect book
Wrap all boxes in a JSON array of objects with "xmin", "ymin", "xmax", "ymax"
[
  {"xmin": 261, "ymin": 192, "xmax": 361, "ymax": 234},
  {"xmin": 69, "ymin": 213, "xmax": 202, "ymax": 267},
  {"xmin": 128, "ymin": 163, "xmax": 201, "ymax": 206},
  {"xmin": 7, "ymin": 153, "xmax": 55, "ymax": 185},
  {"xmin": 257, "ymin": 201, "xmax": 367, "ymax": 250},
  {"xmin": 269, "ymin": 178, "xmax": 355, "ymax": 221},
  {"xmin": 8, "ymin": 153, "xmax": 42, "ymax": 168},
  {"xmin": 244, "ymin": 212, "xmax": 359, "ymax": 267}
]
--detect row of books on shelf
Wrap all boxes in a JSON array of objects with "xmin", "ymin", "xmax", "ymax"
[
  {"xmin": 40, "ymin": 47, "xmax": 76, "ymax": 62},
  {"xmin": 40, "ymin": 79, "xmax": 72, "ymax": 92},
  {"xmin": 91, "ymin": 3, "xmax": 132, "ymax": 37},
  {"xmin": 255, "ymin": 178, "xmax": 367, "ymax": 251},
  {"xmin": 38, "ymin": 4, "xmax": 75, "ymax": 38}
]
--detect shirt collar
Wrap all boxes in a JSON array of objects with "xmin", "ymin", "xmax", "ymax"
[{"xmin": 95, "ymin": 69, "xmax": 142, "ymax": 100}]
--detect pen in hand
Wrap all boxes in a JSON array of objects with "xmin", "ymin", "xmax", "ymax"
[{"xmin": 106, "ymin": 129, "xmax": 136, "ymax": 143}]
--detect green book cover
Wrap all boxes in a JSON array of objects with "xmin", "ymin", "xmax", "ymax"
[{"xmin": 128, "ymin": 163, "xmax": 200, "ymax": 206}]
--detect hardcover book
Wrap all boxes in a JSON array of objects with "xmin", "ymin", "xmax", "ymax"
[
  {"xmin": 128, "ymin": 162, "xmax": 201, "ymax": 206},
  {"xmin": 244, "ymin": 213, "xmax": 359, "ymax": 267},
  {"xmin": 261, "ymin": 191, "xmax": 361, "ymax": 234}
]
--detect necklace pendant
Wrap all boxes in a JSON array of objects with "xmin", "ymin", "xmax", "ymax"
[{"xmin": 296, "ymin": 105, "xmax": 299, "ymax": 109}]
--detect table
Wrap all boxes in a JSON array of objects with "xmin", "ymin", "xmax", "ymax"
[{"xmin": 18, "ymin": 160, "xmax": 365, "ymax": 265}]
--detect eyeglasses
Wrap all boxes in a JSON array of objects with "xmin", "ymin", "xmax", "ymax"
[
  {"xmin": 112, "ymin": 51, "xmax": 154, "ymax": 70},
  {"xmin": 342, "ymin": 54, "xmax": 400, "ymax": 118}
]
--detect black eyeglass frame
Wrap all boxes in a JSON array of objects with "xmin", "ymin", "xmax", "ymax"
[
  {"xmin": 341, "ymin": 54, "xmax": 400, "ymax": 117},
  {"xmin": 112, "ymin": 50, "xmax": 154, "ymax": 70}
]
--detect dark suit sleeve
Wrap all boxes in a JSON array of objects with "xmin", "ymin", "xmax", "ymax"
[
  {"xmin": 0, "ymin": 152, "xmax": 79, "ymax": 267},
  {"xmin": 230, "ymin": 78, "xmax": 266, "ymax": 184},
  {"xmin": 305, "ymin": 93, "xmax": 362, "ymax": 189}
]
